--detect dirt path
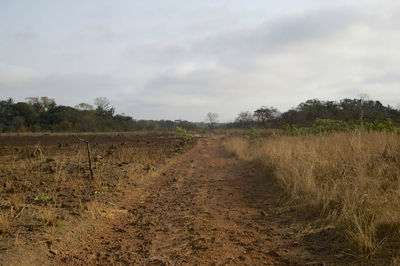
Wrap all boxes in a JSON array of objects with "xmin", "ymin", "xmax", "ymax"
[{"xmin": 57, "ymin": 139, "xmax": 318, "ymax": 265}]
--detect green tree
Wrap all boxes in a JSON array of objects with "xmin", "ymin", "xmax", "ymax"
[
  {"xmin": 253, "ymin": 106, "xmax": 279, "ymax": 127},
  {"xmin": 235, "ymin": 111, "xmax": 253, "ymax": 128},
  {"xmin": 26, "ymin": 97, "xmax": 56, "ymax": 112}
]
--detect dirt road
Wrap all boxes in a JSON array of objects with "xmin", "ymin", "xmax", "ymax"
[{"xmin": 56, "ymin": 139, "xmax": 318, "ymax": 265}]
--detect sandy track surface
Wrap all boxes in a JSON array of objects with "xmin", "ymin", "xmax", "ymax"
[{"xmin": 57, "ymin": 139, "xmax": 317, "ymax": 265}]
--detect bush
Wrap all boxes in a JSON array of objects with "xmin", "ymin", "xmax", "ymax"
[
  {"xmin": 175, "ymin": 126, "xmax": 193, "ymax": 143},
  {"xmin": 284, "ymin": 118, "xmax": 398, "ymax": 136}
]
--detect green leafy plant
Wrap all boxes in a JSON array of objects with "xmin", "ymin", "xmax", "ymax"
[
  {"xmin": 245, "ymin": 127, "xmax": 261, "ymax": 139},
  {"xmin": 283, "ymin": 118, "xmax": 399, "ymax": 136},
  {"xmin": 249, "ymin": 127, "xmax": 260, "ymax": 138},
  {"xmin": 94, "ymin": 186, "xmax": 108, "ymax": 195},
  {"xmin": 175, "ymin": 126, "xmax": 193, "ymax": 143},
  {"xmin": 34, "ymin": 193, "xmax": 51, "ymax": 203},
  {"xmin": 271, "ymin": 132, "xmax": 281, "ymax": 138}
]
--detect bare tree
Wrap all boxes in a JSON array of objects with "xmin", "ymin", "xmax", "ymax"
[
  {"xmin": 94, "ymin": 97, "xmax": 115, "ymax": 118},
  {"xmin": 206, "ymin": 112, "xmax": 219, "ymax": 129},
  {"xmin": 94, "ymin": 97, "xmax": 111, "ymax": 111}
]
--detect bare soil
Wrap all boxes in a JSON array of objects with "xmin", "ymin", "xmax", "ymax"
[
  {"xmin": 54, "ymin": 138, "xmax": 331, "ymax": 265},
  {"xmin": 2, "ymin": 137, "xmax": 349, "ymax": 265}
]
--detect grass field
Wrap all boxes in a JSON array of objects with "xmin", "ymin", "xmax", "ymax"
[{"xmin": 225, "ymin": 131, "xmax": 400, "ymax": 262}]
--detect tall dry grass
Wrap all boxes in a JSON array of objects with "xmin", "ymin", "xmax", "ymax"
[{"xmin": 225, "ymin": 131, "xmax": 400, "ymax": 259}]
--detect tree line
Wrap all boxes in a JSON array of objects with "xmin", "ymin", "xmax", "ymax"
[
  {"xmin": 228, "ymin": 98, "xmax": 400, "ymax": 129},
  {"xmin": 0, "ymin": 97, "xmax": 197, "ymax": 132},
  {"xmin": 0, "ymin": 96, "xmax": 399, "ymax": 132}
]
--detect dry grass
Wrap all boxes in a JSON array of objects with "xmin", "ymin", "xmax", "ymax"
[
  {"xmin": 0, "ymin": 132, "xmax": 193, "ymax": 251},
  {"xmin": 0, "ymin": 211, "xmax": 10, "ymax": 234},
  {"xmin": 9, "ymin": 193, "xmax": 24, "ymax": 212},
  {"xmin": 42, "ymin": 208, "xmax": 59, "ymax": 227},
  {"xmin": 225, "ymin": 131, "xmax": 400, "ymax": 260}
]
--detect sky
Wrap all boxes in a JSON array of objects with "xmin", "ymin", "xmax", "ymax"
[{"xmin": 0, "ymin": 0, "xmax": 399, "ymax": 122}]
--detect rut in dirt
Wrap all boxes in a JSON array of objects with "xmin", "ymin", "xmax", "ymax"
[{"xmin": 58, "ymin": 139, "xmax": 311, "ymax": 265}]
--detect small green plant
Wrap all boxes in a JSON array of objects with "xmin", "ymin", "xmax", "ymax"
[
  {"xmin": 176, "ymin": 126, "xmax": 193, "ymax": 143},
  {"xmin": 245, "ymin": 127, "xmax": 260, "ymax": 139},
  {"xmin": 271, "ymin": 132, "xmax": 281, "ymax": 138},
  {"xmin": 284, "ymin": 124, "xmax": 300, "ymax": 136},
  {"xmin": 34, "ymin": 192, "xmax": 51, "ymax": 203},
  {"xmin": 249, "ymin": 127, "xmax": 260, "ymax": 138},
  {"xmin": 94, "ymin": 186, "xmax": 108, "ymax": 195}
]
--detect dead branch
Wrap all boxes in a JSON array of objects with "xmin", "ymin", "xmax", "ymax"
[{"xmin": 74, "ymin": 135, "xmax": 95, "ymax": 179}]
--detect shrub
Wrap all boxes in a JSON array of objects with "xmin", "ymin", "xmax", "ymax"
[{"xmin": 175, "ymin": 126, "xmax": 193, "ymax": 143}]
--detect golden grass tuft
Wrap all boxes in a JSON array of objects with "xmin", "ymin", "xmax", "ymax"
[
  {"xmin": 225, "ymin": 131, "xmax": 400, "ymax": 259},
  {"xmin": 0, "ymin": 211, "xmax": 10, "ymax": 234},
  {"xmin": 9, "ymin": 193, "xmax": 24, "ymax": 212},
  {"xmin": 42, "ymin": 208, "xmax": 59, "ymax": 227}
]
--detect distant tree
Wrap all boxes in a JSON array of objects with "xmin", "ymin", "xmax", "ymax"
[
  {"xmin": 94, "ymin": 97, "xmax": 111, "ymax": 110},
  {"xmin": 206, "ymin": 112, "xmax": 219, "ymax": 129},
  {"xmin": 113, "ymin": 114, "xmax": 136, "ymax": 131},
  {"xmin": 253, "ymin": 106, "xmax": 279, "ymax": 127},
  {"xmin": 157, "ymin": 120, "xmax": 176, "ymax": 130},
  {"xmin": 26, "ymin": 97, "xmax": 56, "ymax": 112},
  {"xmin": 13, "ymin": 102, "xmax": 38, "ymax": 127},
  {"xmin": 75, "ymin": 102, "xmax": 94, "ymax": 111},
  {"xmin": 235, "ymin": 111, "xmax": 254, "ymax": 128},
  {"xmin": 10, "ymin": 116, "xmax": 26, "ymax": 132},
  {"xmin": 75, "ymin": 113, "xmax": 97, "ymax": 132},
  {"xmin": 0, "ymin": 98, "xmax": 15, "ymax": 130},
  {"xmin": 94, "ymin": 97, "xmax": 115, "ymax": 118},
  {"xmin": 53, "ymin": 120, "xmax": 73, "ymax": 132},
  {"xmin": 174, "ymin": 120, "xmax": 197, "ymax": 130}
]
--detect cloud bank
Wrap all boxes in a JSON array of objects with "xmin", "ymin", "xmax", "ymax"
[{"xmin": 0, "ymin": 1, "xmax": 399, "ymax": 121}]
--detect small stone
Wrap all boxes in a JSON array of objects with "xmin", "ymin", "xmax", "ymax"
[{"xmin": 49, "ymin": 249, "xmax": 58, "ymax": 255}]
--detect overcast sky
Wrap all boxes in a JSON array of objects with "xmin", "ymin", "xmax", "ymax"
[{"xmin": 0, "ymin": 0, "xmax": 399, "ymax": 121}]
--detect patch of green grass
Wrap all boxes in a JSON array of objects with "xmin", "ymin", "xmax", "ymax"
[{"xmin": 34, "ymin": 192, "xmax": 51, "ymax": 203}]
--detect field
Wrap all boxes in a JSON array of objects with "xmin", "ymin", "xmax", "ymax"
[
  {"xmin": 225, "ymin": 130, "xmax": 400, "ymax": 264},
  {"xmin": 0, "ymin": 132, "xmax": 194, "ymax": 260},
  {"xmin": 1, "ymin": 130, "xmax": 400, "ymax": 264}
]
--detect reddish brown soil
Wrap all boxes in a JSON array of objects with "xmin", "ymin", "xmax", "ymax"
[
  {"xmin": 2, "ymin": 137, "xmax": 353, "ymax": 265},
  {"xmin": 47, "ymin": 139, "xmax": 326, "ymax": 265}
]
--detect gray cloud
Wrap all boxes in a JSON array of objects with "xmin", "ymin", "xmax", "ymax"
[
  {"xmin": 1, "ymin": 1, "xmax": 399, "ymax": 121},
  {"xmin": 11, "ymin": 29, "xmax": 37, "ymax": 42},
  {"xmin": 195, "ymin": 6, "xmax": 362, "ymax": 65},
  {"xmin": 130, "ymin": 4, "xmax": 395, "ymax": 120}
]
